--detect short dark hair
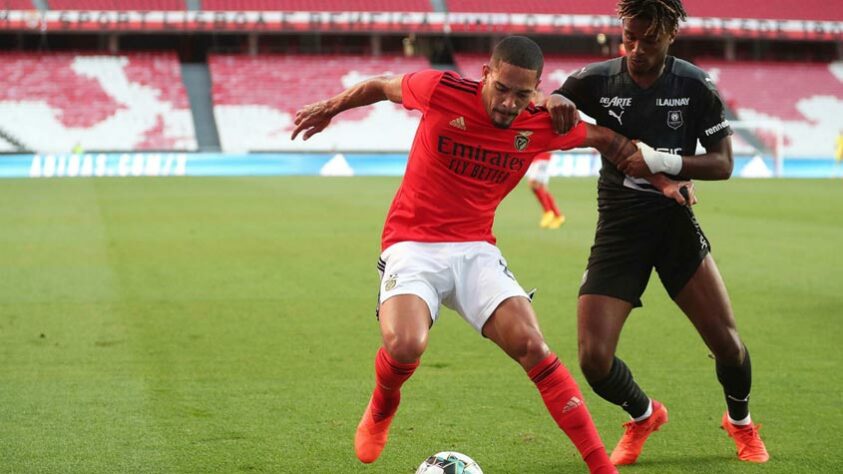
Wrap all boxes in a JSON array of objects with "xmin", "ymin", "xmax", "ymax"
[
  {"xmin": 490, "ymin": 36, "xmax": 544, "ymax": 78},
  {"xmin": 617, "ymin": 0, "xmax": 687, "ymax": 36}
]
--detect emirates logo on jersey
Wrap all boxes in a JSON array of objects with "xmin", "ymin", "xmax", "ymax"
[{"xmin": 515, "ymin": 130, "xmax": 533, "ymax": 151}]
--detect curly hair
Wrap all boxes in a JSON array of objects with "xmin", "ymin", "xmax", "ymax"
[{"xmin": 616, "ymin": 0, "xmax": 688, "ymax": 36}]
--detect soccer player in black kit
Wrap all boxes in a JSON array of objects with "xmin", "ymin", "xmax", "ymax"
[{"xmin": 545, "ymin": 0, "xmax": 770, "ymax": 466}]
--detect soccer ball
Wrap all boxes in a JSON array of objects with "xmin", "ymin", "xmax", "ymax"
[{"xmin": 415, "ymin": 451, "xmax": 483, "ymax": 474}]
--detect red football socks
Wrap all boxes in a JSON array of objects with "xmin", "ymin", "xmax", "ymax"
[
  {"xmin": 532, "ymin": 187, "xmax": 562, "ymax": 216},
  {"xmin": 531, "ymin": 187, "xmax": 552, "ymax": 212},
  {"xmin": 528, "ymin": 354, "xmax": 614, "ymax": 474},
  {"xmin": 544, "ymin": 192, "xmax": 561, "ymax": 217},
  {"xmin": 370, "ymin": 347, "xmax": 419, "ymax": 422}
]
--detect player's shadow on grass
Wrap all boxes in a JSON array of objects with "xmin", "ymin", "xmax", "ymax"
[
  {"xmin": 629, "ymin": 453, "xmax": 732, "ymax": 470},
  {"xmin": 533, "ymin": 455, "xmax": 730, "ymax": 474}
]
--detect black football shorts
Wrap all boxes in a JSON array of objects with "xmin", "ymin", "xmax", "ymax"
[{"xmin": 578, "ymin": 204, "xmax": 710, "ymax": 307}]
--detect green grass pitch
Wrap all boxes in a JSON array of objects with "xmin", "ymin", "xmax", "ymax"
[{"xmin": 0, "ymin": 176, "xmax": 841, "ymax": 473}]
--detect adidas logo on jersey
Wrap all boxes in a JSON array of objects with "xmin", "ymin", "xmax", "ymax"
[
  {"xmin": 449, "ymin": 116, "xmax": 466, "ymax": 130},
  {"xmin": 563, "ymin": 396, "xmax": 583, "ymax": 413}
]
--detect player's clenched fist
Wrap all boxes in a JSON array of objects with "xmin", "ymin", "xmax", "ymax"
[{"xmin": 544, "ymin": 93, "xmax": 580, "ymax": 134}]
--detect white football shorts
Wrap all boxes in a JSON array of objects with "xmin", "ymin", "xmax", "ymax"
[
  {"xmin": 376, "ymin": 241, "xmax": 529, "ymax": 333},
  {"xmin": 525, "ymin": 157, "xmax": 550, "ymax": 185}
]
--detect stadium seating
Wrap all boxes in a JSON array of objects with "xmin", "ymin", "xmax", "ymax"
[
  {"xmin": 208, "ymin": 54, "xmax": 429, "ymax": 151},
  {"xmin": 6, "ymin": 0, "xmax": 837, "ymax": 20},
  {"xmin": 46, "ymin": 0, "xmax": 186, "ymax": 10},
  {"xmin": 1, "ymin": 0, "xmax": 36, "ymax": 9},
  {"xmin": 445, "ymin": 0, "xmax": 840, "ymax": 20},
  {"xmin": 454, "ymin": 53, "xmax": 604, "ymax": 96},
  {"xmin": 696, "ymin": 60, "xmax": 843, "ymax": 158},
  {"xmin": 0, "ymin": 136, "xmax": 16, "ymax": 152},
  {"xmin": 456, "ymin": 53, "xmax": 843, "ymax": 158},
  {"xmin": 446, "ymin": 0, "xmax": 612, "ymax": 15},
  {"xmin": 201, "ymin": 0, "xmax": 432, "ymax": 12},
  {"xmin": 682, "ymin": 0, "xmax": 843, "ymax": 21},
  {"xmin": 0, "ymin": 52, "xmax": 197, "ymax": 152}
]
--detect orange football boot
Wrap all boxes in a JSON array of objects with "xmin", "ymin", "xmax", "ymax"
[
  {"xmin": 609, "ymin": 401, "xmax": 669, "ymax": 465},
  {"xmin": 721, "ymin": 413, "xmax": 770, "ymax": 463},
  {"xmin": 354, "ymin": 398, "xmax": 395, "ymax": 463}
]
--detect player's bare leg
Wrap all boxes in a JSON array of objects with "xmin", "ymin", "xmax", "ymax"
[
  {"xmin": 577, "ymin": 295, "xmax": 668, "ymax": 465},
  {"xmin": 484, "ymin": 297, "xmax": 616, "ymax": 474},
  {"xmin": 355, "ymin": 295, "xmax": 428, "ymax": 463},
  {"xmin": 674, "ymin": 254, "xmax": 769, "ymax": 463}
]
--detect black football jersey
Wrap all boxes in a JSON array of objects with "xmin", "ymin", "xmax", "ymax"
[{"xmin": 555, "ymin": 56, "xmax": 731, "ymax": 209}]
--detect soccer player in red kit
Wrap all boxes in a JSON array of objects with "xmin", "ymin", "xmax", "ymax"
[
  {"xmin": 526, "ymin": 91, "xmax": 566, "ymax": 229},
  {"xmin": 526, "ymin": 151, "xmax": 566, "ymax": 228},
  {"xmin": 292, "ymin": 37, "xmax": 693, "ymax": 473}
]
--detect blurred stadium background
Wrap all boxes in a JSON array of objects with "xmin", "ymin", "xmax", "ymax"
[
  {"xmin": 1, "ymin": 2, "xmax": 842, "ymax": 473},
  {"xmin": 0, "ymin": 0, "xmax": 841, "ymax": 177}
]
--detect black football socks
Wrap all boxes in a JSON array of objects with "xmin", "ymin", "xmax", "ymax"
[
  {"xmin": 589, "ymin": 357, "xmax": 651, "ymax": 419},
  {"xmin": 716, "ymin": 346, "xmax": 752, "ymax": 423}
]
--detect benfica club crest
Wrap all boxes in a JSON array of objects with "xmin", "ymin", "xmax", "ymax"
[
  {"xmin": 384, "ymin": 274, "xmax": 398, "ymax": 291},
  {"xmin": 667, "ymin": 110, "xmax": 683, "ymax": 130},
  {"xmin": 515, "ymin": 131, "xmax": 533, "ymax": 151}
]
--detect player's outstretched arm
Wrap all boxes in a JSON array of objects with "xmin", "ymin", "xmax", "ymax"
[
  {"xmin": 620, "ymin": 136, "xmax": 734, "ymax": 180},
  {"xmin": 290, "ymin": 75, "xmax": 404, "ymax": 141},
  {"xmin": 581, "ymin": 123, "xmax": 697, "ymax": 205}
]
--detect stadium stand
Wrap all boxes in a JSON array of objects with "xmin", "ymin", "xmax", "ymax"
[
  {"xmin": 1, "ymin": 0, "xmax": 36, "ymax": 9},
  {"xmin": 208, "ymin": 53, "xmax": 429, "ymax": 151},
  {"xmin": 454, "ymin": 53, "xmax": 603, "ymax": 95},
  {"xmin": 0, "ymin": 52, "xmax": 197, "ymax": 152},
  {"xmin": 45, "ymin": 0, "xmax": 186, "ymax": 10},
  {"xmin": 2, "ymin": 0, "xmax": 839, "ymax": 21},
  {"xmin": 445, "ymin": 0, "xmax": 614, "ymax": 15},
  {"xmin": 445, "ymin": 0, "xmax": 842, "ymax": 20},
  {"xmin": 201, "ymin": 0, "xmax": 433, "ymax": 12},
  {"xmin": 697, "ymin": 60, "xmax": 843, "ymax": 157},
  {"xmin": 0, "ymin": 135, "xmax": 17, "ymax": 152},
  {"xmin": 456, "ymin": 52, "xmax": 843, "ymax": 159},
  {"xmin": 682, "ymin": 0, "xmax": 843, "ymax": 21}
]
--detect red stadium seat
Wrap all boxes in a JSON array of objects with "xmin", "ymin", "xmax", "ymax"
[
  {"xmin": 0, "ymin": 52, "xmax": 196, "ymax": 151},
  {"xmin": 696, "ymin": 59, "xmax": 843, "ymax": 157},
  {"xmin": 47, "ymin": 0, "xmax": 186, "ymax": 11},
  {"xmin": 697, "ymin": 60, "xmax": 842, "ymax": 121},
  {"xmin": 201, "ymin": 0, "xmax": 432, "ymax": 12},
  {"xmin": 1, "ymin": 0, "xmax": 37, "ymax": 9},
  {"xmin": 445, "ymin": 0, "xmax": 842, "ymax": 21},
  {"xmin": 454, "ymin": 53, "xmax": 605, "ymax": 94},
  {"xmin": 446, "ymin": 0, "xmax": 611, "ymax": 15},
  {"xmin": 682, "ymin": 0, "xmax": 843, "ymax": 21},
  {"xmin": 208, "ymin": 53, "xmax": 430, "ymax": 151}
]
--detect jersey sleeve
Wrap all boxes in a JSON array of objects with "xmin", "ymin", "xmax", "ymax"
[
  {"xmin": 548, "ymin": 121, "xmax": 588, "ymax": 151},
  {"xmin": 696, "ymin": 76, "xmax": 733, "ymax": 148},
  {"xmin": 401, "ymin": 69, "xmax": 444, "ymax": 113}
]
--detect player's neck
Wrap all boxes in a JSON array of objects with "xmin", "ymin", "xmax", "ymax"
[{"xmin": 628, "ymin": 62, "xmax": 666, "ymax": 90}]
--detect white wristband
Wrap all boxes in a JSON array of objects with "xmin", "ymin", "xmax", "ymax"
[{"xmin": 636, "ymin": 141, "xmax": 683, "ymax": 175}]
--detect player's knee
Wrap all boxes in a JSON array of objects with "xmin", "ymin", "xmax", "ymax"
[
  {"xmin": 517, "ymin": 332, "xmax": 550, "ymax": 368},
  {"xmin": 712, "ymin": 334, "xmax": 744, "ymax": 367},
  {"xmin": 382, "ymin": 333, "xmax": 427, "ymax": 363},
  {"xmin": 496, "ymin": 323, "xmax": 549, "ymax": 369},
  {"xmin": 578, "ymin": 345, "xmax": 613, "ymax": 382}
]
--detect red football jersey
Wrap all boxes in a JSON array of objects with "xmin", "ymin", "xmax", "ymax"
[{"xmin": 381, "ymin": 69, "xmax": 587, "ymax": 250}]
